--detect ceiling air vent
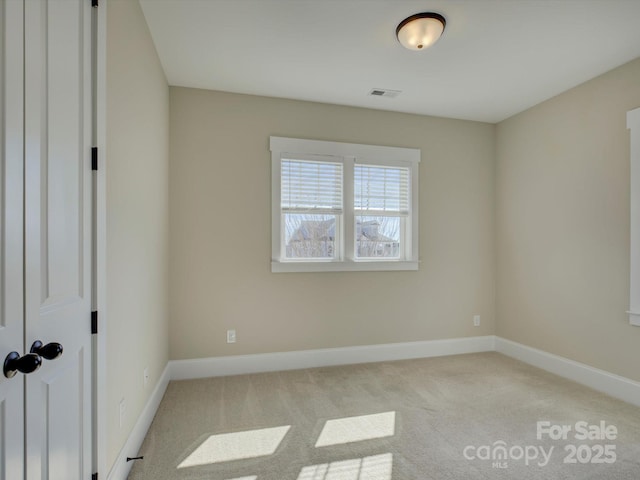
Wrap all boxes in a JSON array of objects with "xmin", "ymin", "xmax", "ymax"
[{"xmin": 369, "ymin": 88, "xmax": 401, "ymax": 98}]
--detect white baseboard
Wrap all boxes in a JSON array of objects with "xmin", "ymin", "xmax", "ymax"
[
  {"xmin": 170, "ymin": 335, "xmax": 496, "ymax": 380},
  {"xmin": 107, "ymin": 364, "xmax": 171, "ymax": 480},
  {"xmin": 495, "ymin": 337, "xmax": 640, "ymax": 408},
  {"xmin": 171, "ymin": 336, "xmax": 640, "ymax": 408}
]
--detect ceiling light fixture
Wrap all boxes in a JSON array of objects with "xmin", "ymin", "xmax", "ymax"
[{"xmin": 396, "ymin": 12, "xmax": 446, "ymax": 51}]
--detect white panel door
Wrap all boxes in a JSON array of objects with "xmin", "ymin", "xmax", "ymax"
[
  {"xmin": 0, "ymin": 1, "xmax": 25, "ymax": 479},
  {"xmin": 24, "ymin": 1, "xmax": 93, "ymax": 479}
]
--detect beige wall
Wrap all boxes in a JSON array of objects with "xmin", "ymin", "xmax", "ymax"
[
  {"xmin": 169, "ymin": 88, "xmax": 495, "ymax": 360},
  {"xmin": 496, "ymin": 58, "xmax": 640, "ymax": 382},
  {"xmin": 106, "ymin": 0, "xmax": 169, "ymax": 470}
]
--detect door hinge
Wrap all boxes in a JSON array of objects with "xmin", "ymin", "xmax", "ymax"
[
  {"xmin": 91, "ymin": 0, "xmax": 98, "ymax": 7},
  {"xmin": 91, "ymin": 311, "xmax": 98, "ymax": 335},
  {"xmin": 91, "ymin": 147, "xmax": 98, "ymax": 171}
]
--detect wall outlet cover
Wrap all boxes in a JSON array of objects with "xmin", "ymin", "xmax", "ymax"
[{"xmin": 227, "ymin": 329, "xmax": 237, "ymax": 343}]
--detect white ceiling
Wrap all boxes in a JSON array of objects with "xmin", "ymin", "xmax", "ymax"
[{"xmin": 139, "ymin": 0, "xmax": 640, "ymax": 123}]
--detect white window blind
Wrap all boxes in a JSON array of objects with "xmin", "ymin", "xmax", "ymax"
[
  {"xmin": 354, "ymin": 164, "xmax": 410, "ymax": 216},
  {"xmin": 281, "ymin": 159, "xmax": 343, "ymax": 214}
]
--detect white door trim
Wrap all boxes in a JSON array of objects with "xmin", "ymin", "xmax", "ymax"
[
  {"xmin": 627, "ymin": 106, "xmax": 640, "ymax": 326},
  {"xmin": 94, "ymin": 0, "xmax": 108, "ymax": 478}
]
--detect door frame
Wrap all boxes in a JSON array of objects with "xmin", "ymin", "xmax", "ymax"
[{"xmin": 93, "ymin": 0, "xmax": 108, "ymax": 477}]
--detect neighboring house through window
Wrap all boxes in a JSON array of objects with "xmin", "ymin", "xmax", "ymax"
[{"xmin": 270, "ymin": 136, "xmax": 420, "ymax": 272}]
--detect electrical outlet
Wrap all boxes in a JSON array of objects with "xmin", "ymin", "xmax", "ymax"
[
  {"xmin": 227, "ymin": 329, "xmax": 236, "ymax": 344},
  {"xmin": 143, "ymin": 367, "xmax": 149, "ymax": 388},
  {"xmin": 473, "ymin": 315, "xmax": 481, "ymax": 327},
  {"xmin": 119, "ymin": 398, "xmax": 126, "ymax": 428}
]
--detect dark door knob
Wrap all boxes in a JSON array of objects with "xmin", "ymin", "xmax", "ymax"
[
  {"xmin": 30, "ymin": 341, "xmax": 63, "ymax": 360},
  {"xmin": 3, "ymin": 352, "xmax": 43, "ymax": 378}
]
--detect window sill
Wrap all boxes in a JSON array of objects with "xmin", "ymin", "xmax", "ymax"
[
  {"xmin": 271, "ymin": 260, "xmax": 419, "ymax": 273},
  {"xmin": 626, "ymin": 311, "xmax": 640, "ymax": 327}
]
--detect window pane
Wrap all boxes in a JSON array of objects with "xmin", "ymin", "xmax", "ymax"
[
  {"xmin": 282, "ymin": 159, "xmax": 343, "ymax": 213},
  {"xmin": 284, "ymin": 214, "xmax": 338, "ymax": 259},
  {"xmin": 356, "ymin": 216, "xmax": 400, "ymax": 258},
  {"xmin": 354, "ymin": 164, "xmax": 409, "ymax": 215}
]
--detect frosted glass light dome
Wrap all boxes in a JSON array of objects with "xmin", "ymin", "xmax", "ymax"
[{"xmin": 396, "ymin": 13, "xmax": 446, "ymax": 51}]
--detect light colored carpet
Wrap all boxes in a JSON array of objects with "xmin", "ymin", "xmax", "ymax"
[{"xmin": 127, "ymin": 352, "xmax": 640, "ymax": 479}]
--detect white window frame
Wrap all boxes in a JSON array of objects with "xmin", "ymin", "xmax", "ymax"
[
  {"xmin": 627, "ymin": 107, "xmax": 640, "ymax": 326},
  {"xmin": 271, "ymin": 136, "xmax": 420, "ymax": 273}
]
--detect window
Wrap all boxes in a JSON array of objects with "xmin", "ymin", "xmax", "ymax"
[
  {"xmin": 354, "ymin": 164, "xmax": 409, "ymax": 260},
  {"xmin": 281, "ymin": 157, "xmax": 343, "ymax": 260},
  {"xmin": 271, "ymin": 137, "xmax": 420, "ymax": 272}
]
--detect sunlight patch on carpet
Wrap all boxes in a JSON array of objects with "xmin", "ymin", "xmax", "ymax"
[
  {"xmin": 315, "ymin": 411, "xmax": 395, "ymax": 447},
  {"xmin": 297, "ymin": 453, "xmax": 393, "ymax": 480},
  {"xmin": 178, "ymin": 426, "xmax": 291, "ymax": 468}
]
